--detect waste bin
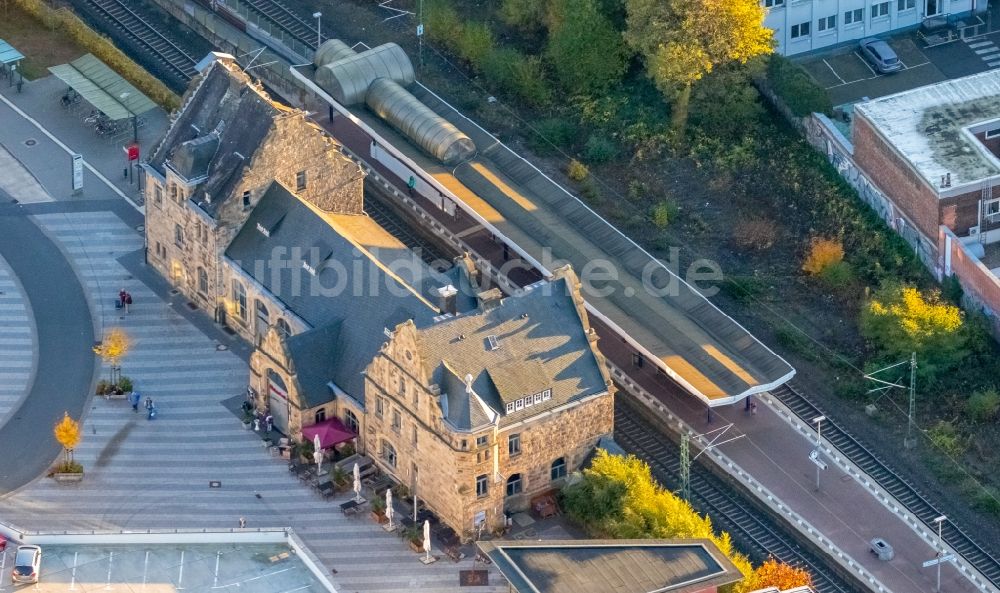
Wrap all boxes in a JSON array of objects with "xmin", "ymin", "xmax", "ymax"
[{"xmin": 870, "ymin": 537, "xmax": 894, "ymax": 561}]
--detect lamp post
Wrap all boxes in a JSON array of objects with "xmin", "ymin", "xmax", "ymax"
[
  {"xmin": 934, "ymin": 515, "xmax": 947, "ymax": 593},
  {"xmin": 813, "ymin": 416, "xmax": 826, "ymax": 491},
  {"xmin": 312, "ymin": 12, "xmax": 322, "ymax": 51}
]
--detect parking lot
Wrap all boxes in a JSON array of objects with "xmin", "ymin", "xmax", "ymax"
[
  {"xmin": 0, "ymin": 543, "xmax": 327, "ymax": 592},
  {"xmin": 798, "ymin": 36, "xmax": 948, "ymax": 106}
]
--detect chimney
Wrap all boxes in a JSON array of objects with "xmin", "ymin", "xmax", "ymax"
[
  {"xmin": 436, "ymin": 284, "xmax": 458, "ymax": 315},
  {"xmin": 477, "ymin": 288, "xmax": 503, "ymax": 311},
  {"xmin": 946, "ymin": 172, "xmax": 952, "ymax": 187}
]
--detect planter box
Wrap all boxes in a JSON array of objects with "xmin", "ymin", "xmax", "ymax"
[
  {"xmin": 103, "ymin": 391, "xmax": 129, "ymax": 400},
  {"xmin": 241, "ymin": 421, "xmax": 252, "ymax": 430},
  {"xmin": 371, "ymin": 511, "xmax": 388, "ymax": 524},
  {"xmin": 53, "ymin": 472, "xmax": 84, "ymax": 483},
  {"xmin": 408, "ymin": 540, "xmax": 424, "ymax": 553}
]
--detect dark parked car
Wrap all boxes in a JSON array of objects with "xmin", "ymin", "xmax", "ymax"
[{"xmin": 860, "ymin": 38, "xmax": 903, "ymax": 74}]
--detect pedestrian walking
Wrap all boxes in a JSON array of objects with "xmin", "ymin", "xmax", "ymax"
[
  {"xmin": 118, "ymin": 288, "xmax": 127, "ymax": 310},
  {"xmin": 750, "ymin": 402, "xmax": 758, "ymax": 416},
  {"xmin": 124, "ymin": 291, "xmax": 133, "ymax": 314},
  {"xmin": 144, "ymin": 396, "xmax": 153, "ymax": 411},
  {"xmin": 145, "ymin": 397, "xmax": 156, "ymax": 420},
  {"xmin": 265, "ymin": 414, "xmax": 273, "ymax": 433},
  {"xmin": 239, "ymin": 517, "xmax": 246, "ymax": 529},
  {"xmin": 407, "ymin": 175, "xmax": 416, "ymax": 197},
  {"xmin": 129, "ymin": 391, "xmax": 140, "ymax": 412}
]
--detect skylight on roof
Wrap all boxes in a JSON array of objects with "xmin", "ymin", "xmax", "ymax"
[{"xmin": 486, "ymin": 335, "xmax": 500, "ymax": 351}]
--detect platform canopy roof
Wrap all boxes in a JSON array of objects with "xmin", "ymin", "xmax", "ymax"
[
  {"xmin": 48, "ymin": 54, "xmax": 156, "ymax": 121},
  {"xmin": 0, "ymin": 39, "xmax": 24, "ymax": 66}
]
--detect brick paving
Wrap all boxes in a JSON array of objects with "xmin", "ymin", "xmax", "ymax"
[{"xmin": 0, "ymin": 254, "xmax": 34, "ymax": 423}]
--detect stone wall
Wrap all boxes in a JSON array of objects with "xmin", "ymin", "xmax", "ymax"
[{"xmin": 362, "ymin": 320, "xmax": 614, "ymax": 539}]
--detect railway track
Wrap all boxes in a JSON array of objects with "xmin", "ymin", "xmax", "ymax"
[
  {"xmin": 240, "ymin": 0, "xmax": 326, "ymax": 52},
  {"xmin": 79, "ymin": 0, "xmax": 198, "ymax": 84},
  {"xmin": 614, "ymin": 404, "xmax": 860, "ymax": 593},
  {"xmin": 772, "ymin": 383, "xmax": 1000, "ymax": 589}
]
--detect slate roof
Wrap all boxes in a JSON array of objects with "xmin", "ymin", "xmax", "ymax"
[
  {"xmin": 170, "ymin": 133, "xmax": 219, "ymax": 181},
  {"xmin": 285, "ymin": 321, "xmax": 342, "ymax": 408},
  {"xmin": 149, "ymin": 60, "xmax": 278, "ymax": 216},
  {"xmin": 225, "ymin": 182, "xmax": 440, "ymax": 401},
  {"xmin": 478, "ymin": 539, "xmax": 743, "ymax": 593},
  {"xmin": 418, "ymin": 276, "xmax": 608, "ymax": 430},
  {"xmin": 855, "ymin": 69, "xmax": 1000, "ymax": 192}
]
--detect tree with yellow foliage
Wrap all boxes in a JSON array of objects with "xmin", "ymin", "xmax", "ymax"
[
  {"xmin": 624, "ymin": 0, "xmax": 773, "ymax": 134},
  {"xmin": 54, "ymin": 412, "xmax": 82, "ymax": 473},
  {"xmin": 861, "ymin": 283, "xmax": 972, "ymax": 382},
  {"xmin": 93, "ymin": 327, "xmax": 131, "ymax": 387},
  {"xmin": 562, "ymin": 450, "xmax": 811, "ymax": 592},
  {"xmin": 743, "ymin": 557, "xmax": 813, "ymax": 591}
]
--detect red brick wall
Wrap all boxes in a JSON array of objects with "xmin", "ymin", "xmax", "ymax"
[
  {"xmin": 940, "ymin": 227, "xmax": 1000, "ymax": 322},
  {"xmin": 853, "ymin": 115, "xmax": 942, "ymax": 240},
  {"xmin": 941, "ymin": 189, "xmax": 985, "ymax": 236},
  {"xmin": 974, "ymin": 131, "xmax": 1000, "ymax": 158}
]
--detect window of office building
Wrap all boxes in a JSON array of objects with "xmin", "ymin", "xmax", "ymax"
[
  {"xmin": 871, "ymin": 1, "xmax": 890, "ymax": 18},
  {"xmin": 762, "ymin": 0, "xmax": 784, "ymax": 6},
  {"xmin": 790, "ymin": 21, "xmax": 810, "ymax": 38},
  {"xmin": 817, "ymin": 14, "xmax": 836, "ymax": 32},
  {"xmin": 508, "ymin": 433, "xmax": 521, "ymax": 456},
  {"xmin": 551, "ymin": 457, "xmax": 567, "ymax": 481},
  {"xmin": 476, "ymin": 474, "xmax": 488, "ymax": 498},
  {"xmin": 506, "ymin": 474, "xmax": 523, "ymax": 497},
  {"xmin": 898, "ymin": 0, "xmax": 916, "ymax": 10},
  {"xmin": 844, "ymin": 8, "xmax": 864, "ymax": 24}
]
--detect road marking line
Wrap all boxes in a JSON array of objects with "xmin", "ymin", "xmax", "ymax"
[
  {"xmin": 212, "ymin": 568, "xmax": 293, "ymax": 589},
  {"xmin": 823, "ymin": 59, "xmax": 847, "ymax": 85},
  {"xmin": 0, "ymin": 91, "xmax": 141, "ymax": 212},
  {"xmin": 854, "ymin": 51, "xmax": 878, "ymax": 76},
  {"xmin": 71, "ymin": 551, "xmax": 78, "ymax": 590},
  {"xmin": 987, "ymin": 60, "xmax": 1000, "ymax": 67},
  {"xmin": 968, "ymin": 40, "xmax": 992, "ymax": 48},
  {"xmin": 975, "ymin": 47, "xmax": 1000, "ymax": 55}
]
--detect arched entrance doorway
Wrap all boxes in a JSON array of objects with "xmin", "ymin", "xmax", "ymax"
[{"xmin": 266, "ymin": 369, "xmax": 290, "ymax": 435}]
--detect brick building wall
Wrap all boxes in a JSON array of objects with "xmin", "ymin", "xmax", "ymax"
[
  {"xmin": 941, "ymin": 227, "xmax": 1000, "ymax": 332},
  {"xmin": 852, "ymin": 115, "xmax": 943, "ymax": 240},
  {"xmin": 362, "ymin": 321, "xmax": 614, "ymax": 539}
]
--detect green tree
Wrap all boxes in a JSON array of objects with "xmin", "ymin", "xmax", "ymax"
[
  {"xmin": 624, "ymin": 0, "xmax": 772, "ymax": 134},
  {"xmin": 545, "ymin": 0, "xmax": 629, "ymax": 95},
  {"xmin": 860, "ymin": 284, "xmax": 968, "ymax": 382},
  {"xmin": 499, "ymin": 0, "xmax": 547, "ymax": 31}
]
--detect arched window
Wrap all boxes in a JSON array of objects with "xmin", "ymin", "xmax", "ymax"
[
  {"xmin": 197, "ymin": 267, "xmax": 208, "ymax": 296},
  {"xmin": 506, "ymin": 473, "xmax": 522, "ymax": 497},
  {"xmin": 550, "ymin": 457, "xmax": 567, "ymax": 481},
  {"xmin": 344, "ymin": 410, "xmax": 359, "ymax": 434},
  {"xmin": 314, "ymin": 408, "xmax": 326, "ymax": 423},
  {"xmin": 231, "ymin": 280, "xmax": 247, "ymax": 322},
  {"xmin": 276, "ymin": 318, "xmax": 291, "ymax": 337},
  {"xmin": 381, "ymin": 440, "xmax": 397, "ymax": 468}
]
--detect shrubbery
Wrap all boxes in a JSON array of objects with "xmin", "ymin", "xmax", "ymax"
[{"xmin": 763, "ymin": 55, "xmax": 832, "ymax": 117}]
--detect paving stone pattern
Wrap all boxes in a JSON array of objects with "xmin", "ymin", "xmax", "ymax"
[
  {"xmin": 0, "ymin": 253, "xmax": 34, "ymax": 424},
  {"xmin": 0, "ymin": 210, "xmax": 504, "ymax": 593}
]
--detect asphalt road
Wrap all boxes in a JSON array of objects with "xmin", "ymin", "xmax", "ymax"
[{"xmin": 0, "ymin": 203, "xmax": 95, "ymax": 494}]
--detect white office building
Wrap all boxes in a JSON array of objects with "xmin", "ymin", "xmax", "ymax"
[{"xmin": 765, "ymin": 0, "xmax": 978, "ymax": 55}]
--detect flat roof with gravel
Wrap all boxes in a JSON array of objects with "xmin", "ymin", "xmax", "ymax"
[{"xmin": 855, "ymin": 69, "xmax": 1000, "ymax": 193}]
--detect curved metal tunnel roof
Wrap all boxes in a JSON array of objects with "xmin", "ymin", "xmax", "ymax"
[{"xmin": 315, "ymin": 43, "xmax": 414, "ymax": 106}]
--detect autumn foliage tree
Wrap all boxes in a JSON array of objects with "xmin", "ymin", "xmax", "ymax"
[
  {"xmin": 744, "ymin": 557, "xmax": 813, "ymax": 591},
  {"xmin": 561, "ymin": 450, "xmax": 808, "ymax": 592},
  {"xmin": 860, "ymin": 284, "xmax": 971, "ymax": 383},
  {"xmin": 624, "ymin": 0, "xmax": 773, "ymax": 133},
  {"xmin": 93, "ymin": 327, "xmax": 131, "ymax": 386},
  {"xmin": 802, "ymin": 237, "xmax": 844, "ymax": 275},
  {"xmin": 54, "ymin": 412, "xmax": 82, "ymax": 473}
]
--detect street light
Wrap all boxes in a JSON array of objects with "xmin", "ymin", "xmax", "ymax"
[
  {"xmin": 812, "ymin": 416, "xmax": 826, "ymax": 491},
  {"xmin": 934, "ymin": 515, "xmax": 947, "ymax": 593},
  {"xmin": 313, "ymin": 12, "xmax": 322, "ymax": 51}
]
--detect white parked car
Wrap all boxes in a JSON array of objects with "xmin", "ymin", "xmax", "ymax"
[{"xmin": 11, "ymin": 545, "xmax": 41, "ymax": 584}]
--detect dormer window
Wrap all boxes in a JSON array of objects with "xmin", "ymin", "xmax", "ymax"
[
  {"xmin": 296, "ymin": 170, "xmax": 307, "ymax": 191},
  {"xmin": 242, "ymin": 190, "xmax": 251, "ymax": 209},
  {"xmin": 506, "ymin": 402, "xmax": 514, "ymax": 413},
  {"xmin": 515, "ymin": 399, "xmax": 524, "ymax": 411}
]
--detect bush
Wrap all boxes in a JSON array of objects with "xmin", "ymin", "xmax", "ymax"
[
  {"xmin": 579, "ymin": 178, "xmax": 602, "ymax": 204},
  {"xmin": 716, "ymin": 275, "xmax": 768, "ymax": 304},
  {"xmin": 424, "ymin": 0, "xmax": 463, "ymax": 47},
  {"xmin": 818, "ymin": 260, "xmax": 854, "ymax": 287},
  {"xmin": 499, "ymin": 0, "xmax": 546, "ymax": 31},
  {"xmin": 545, "ymin": 0, "xmax": 628, "ymax": 95},
  {"xmin": 583, "ymin": 134, "xmax": 619, "ymax": 164},
  {"xmin": 117, "ymin": 376, "xmax": 134, "ymax": 392},
  {"xmin": 96, "ymin": 380, "xmax": 112, "ymax": 396},
  {"xmin": 927, "ymin": 420, "xmax": 966, "ymax": 458},
  {"xmin": 55, "ymin": 461, "xmax": 84, "ymax": 474},
  {"xmin": 732, "ymin": 218, "xmax": 776, "ymax": 250},
  {"xmin": 650, "ymin": 200, "xmax": 678, "ymax": 229},
  {"xmin": 480, "ymin": 47, "xmax": 552, "ymax": 106},
  {"xmin": 566, "ymin": 159, "xmax": 589, "ymax": 181},
  {"xmin": 529, "ymin": 117, "xmax": 578, "ymax": 155},
  {"xmin": 764, "ymin": 55, "xmax": 832, "ymax": 117},
  {"xmin": 456, "ymin": 21, "xmax": 495, "ymax": 65},
  {"xmin": 967, "ymin": 388, "xmax": 1000, "ymax": 423},
  {"xmin": 802, "ymin": 237, "xmax": 844, "ymax": 275}
]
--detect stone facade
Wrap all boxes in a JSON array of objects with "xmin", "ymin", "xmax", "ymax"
[
  {"xmin": 144, "ymin": 59, "xmax": 364, "ymax": 335},
  {"xmin": 360, "ymin": 287, "xmax": 615, "ymax": 539}
]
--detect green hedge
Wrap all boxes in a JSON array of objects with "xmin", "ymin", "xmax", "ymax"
[{"xmin": 764, "ymin": 55, "xmax": 832, "ymax": 117}]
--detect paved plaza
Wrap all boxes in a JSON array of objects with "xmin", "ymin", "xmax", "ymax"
[
  {"xmin": 0, "ymin": 255, "xmax": 33, "ymax": 422},
  {"xmin": 0, "ymin": 76, "xmax": 505, "ymax": 592}
]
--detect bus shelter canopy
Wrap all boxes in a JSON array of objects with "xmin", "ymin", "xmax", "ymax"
[
  {"xmin": 0, "ymin": 39, "xmax": 24, "ymax": 66},
  {"xmin": 48, "ymin": 54, "xmax": 156, "ymax": 121}
]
